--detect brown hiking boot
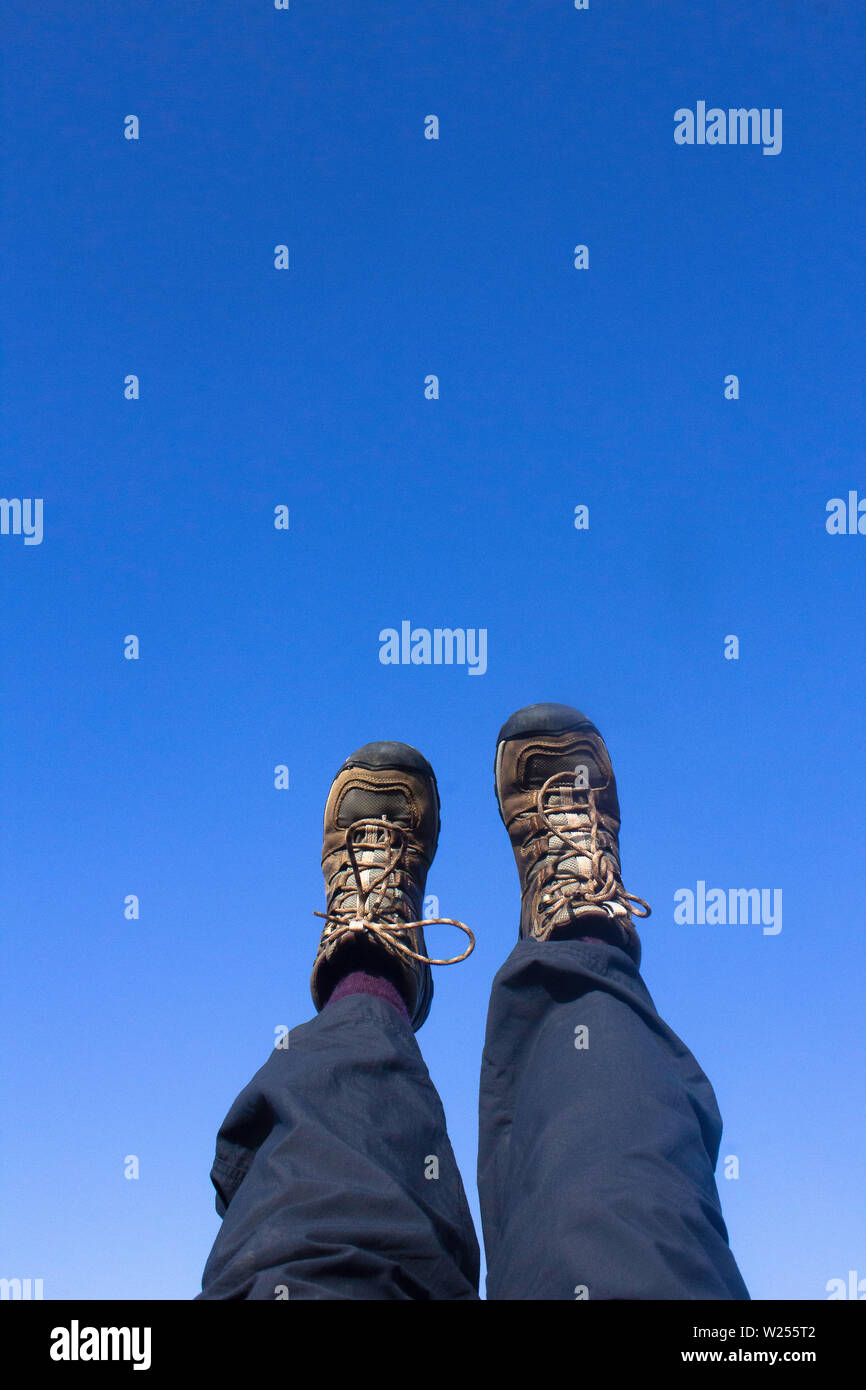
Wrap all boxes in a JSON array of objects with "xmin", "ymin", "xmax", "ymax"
[
  {"xmin": 494, "ymin": 703, "xmax": 650, "ymax": 965},
  {"xmin": 310, "ymin": 740, "xmax": 474, "ymax": 1030}
]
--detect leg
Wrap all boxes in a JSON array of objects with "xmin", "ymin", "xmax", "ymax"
[
  {"xmin": 478, "ymin": 937, "xmax": 748, "ymax": 1300},
  {"xmin": 199, "ymin": 992, "xmax": 479, "ymax": 1300},
  {"xmin": 198, "ymin": 737, "xmax": 479, "ymax": 1299},
  {"xmin": 481, "ymin": 702, "xmax": 749, "ymax": 1300}
]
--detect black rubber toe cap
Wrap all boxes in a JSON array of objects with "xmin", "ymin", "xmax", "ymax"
[
  {"xmin": 339, "ymin": 740, "xmax": 435, "ymax": 778},
  {"xmin": 496, "ymin": 702, "xmax": 599, "ymax": 745}
]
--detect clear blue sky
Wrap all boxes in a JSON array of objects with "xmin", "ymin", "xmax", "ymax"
[{"xmin": 1, "ymin": 0, "xmax": 864, "ymax": 1300}]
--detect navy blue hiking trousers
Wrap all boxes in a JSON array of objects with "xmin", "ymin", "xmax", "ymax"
[{"xmin": 197, "ymin": 939, "xmax": 749, "ymax": 1300}]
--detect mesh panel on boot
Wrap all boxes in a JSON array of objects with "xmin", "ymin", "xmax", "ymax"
[
  {"xmin": 336, "ymin": 787, "xmax": 412, "ymax": 826},
  {"xmin": 523, "ymin": 751, "xmax": 603, "ymax": 787}
]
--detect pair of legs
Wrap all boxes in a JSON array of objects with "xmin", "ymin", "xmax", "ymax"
[{"xmin": 197, "ymin": 704, "xmax": 749, "ymax": 1300}]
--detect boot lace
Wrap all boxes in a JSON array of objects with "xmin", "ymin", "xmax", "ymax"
[
  {"xmin": 314, "ymin": 818, "xmax": 475, "ymax": 965},
  {"xmin": 525, "ymin": 771, "xmax": 651, "ymax": 935}
]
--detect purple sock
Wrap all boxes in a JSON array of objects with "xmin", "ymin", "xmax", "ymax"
[{"xmin": 326, "ymin": 970, "xmax": 411, "ymax": 1022}]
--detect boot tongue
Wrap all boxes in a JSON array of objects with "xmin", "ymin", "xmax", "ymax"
[
  {"xmin": 338, "ymin": 822, "xmax": 404, "ymax": 918},
  {"xmin": 525, "ymin": 747, "xmax": 612, "ymax": 919},
  {"xmin": 543, "ymin": 794, "xmax": 595, "ymax": 923},
  {"xmin": 540, "ymin": 786, "xmax": 623, "ymax": 925}
]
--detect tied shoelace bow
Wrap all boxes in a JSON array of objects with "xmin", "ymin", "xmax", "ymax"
[
  {"xmin": 314, "ymin": 818, "xmax": 475, "ymax": 966},
  {"xmin": 530, "ymin": 770, "xmax": 652, "ymax": 927}
]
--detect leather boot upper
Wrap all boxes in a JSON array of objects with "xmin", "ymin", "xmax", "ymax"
[
  {"xmin": 495, "ymin": 711, "xmax": 650, "ymax": 964},
  {"xmin": 312, "ymin": 746, "xmax": 473, "ymax": 1030}
]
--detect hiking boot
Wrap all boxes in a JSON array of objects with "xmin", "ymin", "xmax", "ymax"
[
  {"xmin": 494, "ymin": 703, "xmax": 650, "ymax": 965},
  {"xmin": 311, "ymin": 740, "xmax": 474, "ymax": 1030}
]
